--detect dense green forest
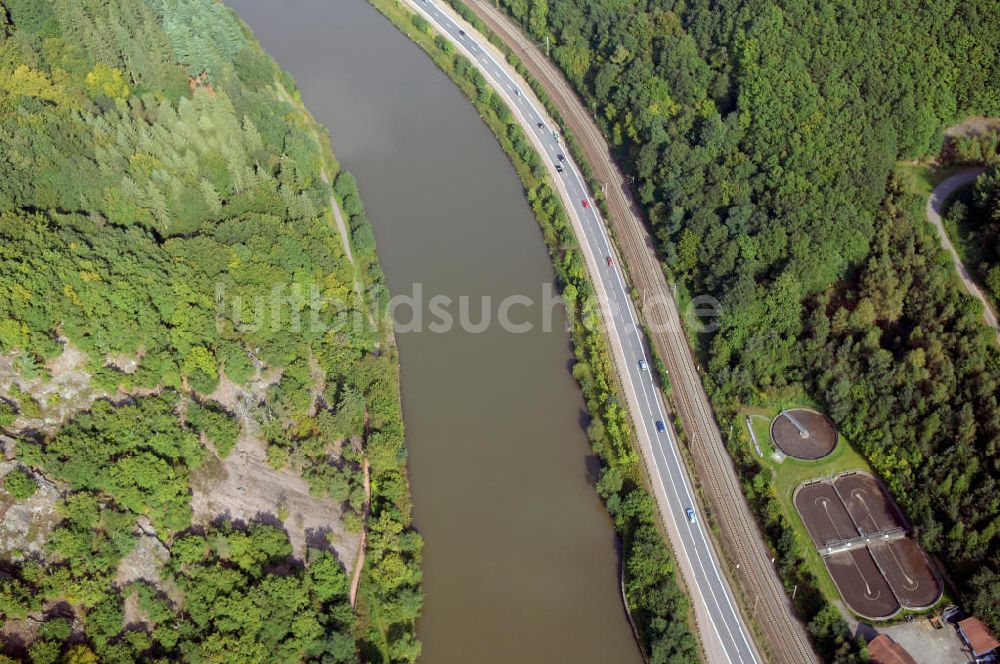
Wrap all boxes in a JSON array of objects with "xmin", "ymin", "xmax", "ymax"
[
  {"xmin": 970, "ymin": 167, "xmax": 1000, "ymax": 303},
  {"xmin": 0, "ymin": 0, "xmax": 420, "ymax": 661},
  {"xmin": 488, "ymin": 0, "xmax": 1000, "ymax": 648}
]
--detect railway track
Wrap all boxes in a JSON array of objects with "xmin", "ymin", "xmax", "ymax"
[{"xmin": 461, "ymin": 2, "xmax": 817, "ymax": 661}]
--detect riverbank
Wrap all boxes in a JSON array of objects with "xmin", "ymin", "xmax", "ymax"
[
  {"xmin": 226, "ymin": 8, "xmax": 423, "ymax": 660},
  {"xmin": 366, "ymin": 1, "xmax": 699, "ymax": 659},
  {"xmin": 226, "ymin": 0, "xmax": 651, "ymax": 660}
]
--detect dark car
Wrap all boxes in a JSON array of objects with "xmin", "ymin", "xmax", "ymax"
[
  {"xmin": 655, "ymin": 420, "xmax": 666, "ymax": 433},
  {"xmin": 557, "ymin": 153, "xmax": 565, "ymax": 161}
]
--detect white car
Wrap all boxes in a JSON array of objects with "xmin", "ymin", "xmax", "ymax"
[{"xmin": 686, "ymin": 508, "xmax": 697, "ymax": 524}]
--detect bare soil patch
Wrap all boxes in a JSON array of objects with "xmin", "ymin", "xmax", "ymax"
[
  {"xmin": 115, "ymin": 523, "xmax": 170, "ymax": 588},
  {"xmin": 0, "ymin": 342, "xmax": 158, "ymax": 439},
  {"xmin": 0, "ymin": 462, "xmax": 60, "ymax": 560},
  {"xmin": 189, "ymin": 430, "xmax": 361, "ymax": 566},
  {"xmin": 944, "ymin": 116, "xmax": 1000, "ymax": 139},
  {"xmin": 193, "ymin": 363, "xmax": 360, "ymax": 565}
]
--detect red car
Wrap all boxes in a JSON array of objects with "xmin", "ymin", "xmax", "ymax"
[
  {"xmin": 606, "ymin": 256, "xmax": 613, "ymax": 266},
  {"xmin": 582, "ymin": 198, "xmax": 590, "ymax": 208}
]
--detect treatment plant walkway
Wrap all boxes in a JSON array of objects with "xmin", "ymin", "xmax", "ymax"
[
  {"xmin": 925, "ymin": 167, "xmax": 999, "ymax": 341},
  {"xmin": 441, "ymin": 1, "xmax": 819, "ymax": 661}
]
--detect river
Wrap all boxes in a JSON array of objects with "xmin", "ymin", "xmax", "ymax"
[{"xmin": 225, "ymin": 1, "xmax": 643, "ymax": 661}]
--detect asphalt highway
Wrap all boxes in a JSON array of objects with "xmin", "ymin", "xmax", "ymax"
[{"xmin": 403, "ymin": 2, "xmax": 761, "ymax": 661}]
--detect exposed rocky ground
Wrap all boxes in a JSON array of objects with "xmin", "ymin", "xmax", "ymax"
[{"xmin": 0, "ymin": 461, "xmax": 60, "ymax": 560}]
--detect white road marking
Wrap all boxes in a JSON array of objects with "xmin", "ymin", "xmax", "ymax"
[{"xmin": 406, "ymin": 2, "xmax": 762, "ymax": 661}]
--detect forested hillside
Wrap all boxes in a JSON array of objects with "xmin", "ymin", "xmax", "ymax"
[
  {"xmin": 970, "ymin": 167, "xmax": 1000, "ymax": 303},
  {"xmin": 946, "ymin": 160, "xmax": 1000, "ymax": 306},
  {"xmin": 491, "ymin": 0, "xmax": 1000, "ymax": 641},
  {"xmin": 0, "ymin": 0, "xmax": 420, "ymax": 661}
]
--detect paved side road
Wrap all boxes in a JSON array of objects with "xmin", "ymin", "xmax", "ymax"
[
  {"xmin": 456, "ymin": 1, "xmax": 818, "ymax": 662},
  {"xmin": 925, "ymin": 167, "xmax": 999, "ymax": 340},
  {"xmin": 399, "ymin": 1, "xmax": 761, "ymax": 662}
]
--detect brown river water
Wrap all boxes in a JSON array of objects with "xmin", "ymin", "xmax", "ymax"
[{"xmin": 225, "ymin": 1, "xmax": 643, "ymax": 661}]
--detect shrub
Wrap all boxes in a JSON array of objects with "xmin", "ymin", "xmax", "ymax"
[
  {"xmin": 0, "ymin": 400, "xmax": 16, "ymax": 428},
  {"xmin": 4, "ymin": 467, "xmax": 37, "ymax": 501}
]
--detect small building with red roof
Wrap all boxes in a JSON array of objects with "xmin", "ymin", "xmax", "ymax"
[
  {"xmin": 958, "ymin": 617, "xmax": 1000, "ymax": 660},
  {"xmin": 867, "ymin": 634, "xmax": 917, "ymax": 664}
]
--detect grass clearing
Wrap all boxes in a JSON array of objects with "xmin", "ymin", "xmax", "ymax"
[{"xmin": 894, "ymin": 162, "xmax": 966, "ymax": 197}]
